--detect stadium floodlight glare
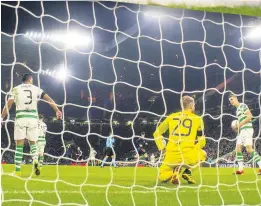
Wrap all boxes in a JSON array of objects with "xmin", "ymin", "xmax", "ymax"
[
  {"xmin": 247, "ymin": 26, "xmax": 261, "ymax": 39},
  {"xmin": 63, "ymin": 32, "xmax": 90, "ymax": 48},
  {"xmin": 144, "ymin": 11, "xmax": 161, "ymax": 18},
  {"xmin": 55, "ymin": 68, "xmax": 68, "ymax": 81},
  {"xmin": 25, "ymin": 31, "xmax": 90, "ymax": 47},
  {"xmin": 51, "ymin": 71, "xmax": 56, "ymax": 76},
  {"xmin": 51, "ymin": 34, "xmax": 58, "ymax": 41},
  {"xmin": 45, "ymin": 34, "xmax": 50, "ymax": 40}
]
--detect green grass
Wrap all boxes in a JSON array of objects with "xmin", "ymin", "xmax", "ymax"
[
  {"xmin": 149, "ymin": 2, "xmax": 261, "ymax": 17},
  {"xmin": 2, "ymin": 164, "xmax": 261, "ymax": 205}
]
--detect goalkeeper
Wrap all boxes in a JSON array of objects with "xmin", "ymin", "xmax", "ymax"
[{"xmin": 153, "ymin": 96, "xmax": 206, "ymax": 184}]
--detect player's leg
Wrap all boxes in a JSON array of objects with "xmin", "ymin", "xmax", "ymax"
[
  {"xmin": 159, "ymin": 163, "xmax": 180, "ymax": 184},
  {"xmin": 111, "ymin": 154, "xmax": 117, "ymax": 167},
  {"xmin": 111, "ymin": 147, "xmax": 117, "ymax": 167},
  {"xmin": 37, "ymin": 141, "xmax": 45, "ymax": 169},
  {"xmin": 181, "ymin": 149, "xmax": 206, "ymax": 184},
  {"xmin": 38, "ymin": 145, "xmax": 44, "ymax": 169},
  {"xmin": 14, "ymin": 139, "xmax": 25, "ymax": 176},
  {"xmin": 234, "ymin": 135, "xmax": 244, "ymax": 174},
  {"xmin": 159, "ymin": 152, "xmax": 181, "ymax": 184},
  {"xmin": 28, "ymin": 122, "xmax": 40, "ymax": 176},
  {"xmin": 29, "ymin": 140, "xmax": 40, "ymax": 175},
  {"xmin": 246, "ymin": 145, "xmax": 261, "ymax": 173},
  {"xmin": 182, "ymin": 167, "xmax": 196, "ymax": 184},
  {"xmin": 14, "ymin": 121, "xmax": 27, "ymax": 176},
  {"xmin": 101, "ymin": 154, "xmax": 108, "ymax": 167},
  {"xmin": 244, "ymin": 129, "xmax": 261, "ymax": 174}
]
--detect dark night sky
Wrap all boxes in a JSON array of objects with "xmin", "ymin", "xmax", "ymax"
[{"xmin": 1, "ymin": 1, "xmax": 261, "ymax": 121}]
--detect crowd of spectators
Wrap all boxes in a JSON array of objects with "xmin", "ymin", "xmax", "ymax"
[{"xmin": 1, "ymin": 117, "xmax": 260, "ymax": 165}]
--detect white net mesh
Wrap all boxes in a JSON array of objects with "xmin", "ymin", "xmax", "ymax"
[{"xmin": 1, "ymin": 1, "xmax": 261, "ymax": 205}]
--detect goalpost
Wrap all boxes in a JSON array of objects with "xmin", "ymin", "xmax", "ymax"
[{"xmin": 1, "ymin": 0, "xmax": 261, "ymax": 205}]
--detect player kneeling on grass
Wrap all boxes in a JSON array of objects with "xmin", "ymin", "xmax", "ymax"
[
  {"xmin": 37, "ymin": 114, "xmax": 47, "ymax": 170},
  {"xmin": 1, "ymin": 74, "xmax": 62, "ymax": 176},
  {"xmin": 153, "ymin": 96, "xmax": 206, "ymax": 185}
]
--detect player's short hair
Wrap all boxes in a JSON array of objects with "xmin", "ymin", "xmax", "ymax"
[
  {"xmin": 22, "ymin": 73, "xmax": 32, "ymax": 82},
  {"xmin": 181, "ymin": 95, "xmax": 194, "ymax": 109},
  {"xmin": 228, "ymin": 93, "xmax": 237, "ymax": 99},
  {"xmin": 39, "ymin": 114, "xmax": 44, "ymax": 120}
]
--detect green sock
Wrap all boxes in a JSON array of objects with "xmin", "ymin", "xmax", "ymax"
[
  {"xmin": 236, "ymin": 152, "xmax": 243, "ymax": 162},
  {"xmin": 30, "ymin": 144, "xmax": 38, "ymax": 161},
  {"xmin": 15, "ymin": 145, "xmax": 23, "ymax": 172}
]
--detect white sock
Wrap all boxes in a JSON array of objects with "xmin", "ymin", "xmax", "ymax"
[{"xmin": 238, "ymin": 161, "xmax": 244, "ymax": 171}]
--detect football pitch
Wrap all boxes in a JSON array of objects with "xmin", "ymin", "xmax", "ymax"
[{"xmin": 2, "ymin": 165, "xmax": 261, "ymax": 205}]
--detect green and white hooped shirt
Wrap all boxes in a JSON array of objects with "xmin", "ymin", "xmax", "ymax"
[
  {"xmin": 236, "ymin": 103, "xmax": 253, "ymax": 131},
  {"xmin": 9, "ymin": 84, "xmax": 44, "ymax": 119}
]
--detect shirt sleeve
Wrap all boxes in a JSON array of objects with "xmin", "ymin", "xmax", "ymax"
[
  {"xmin": 198, "ymin": 117, "xmax": 204, "ymax": 132},
  {"xmin": 153, "ymin": 116, "xmax": 170, "ymax": 150},
  {"xmin": 8, "ymin": 87, "xmax": 17, "ymax": 100},
  {"xmin": 240, "ymin": 103, "xmax": 249, "ymax": 113},
  {"xmin": 197, "ymin": 117, "xmax": 206, "ymax": 148},
  {"xmin": 38, "ymin": 87, "xmax": 45, "ymax": 99}
]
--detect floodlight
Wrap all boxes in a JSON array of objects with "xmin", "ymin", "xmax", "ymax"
[
  {"xmin": 55, "ymin": 67, "xmax": 68, "ymax": 81},
  {"xmin": 247, "ymin": 26, "xmax": 261, "ymax": 39},
  {"xmin": 144, "ymin": 12, "xmax": 161, "ymax": 18}
]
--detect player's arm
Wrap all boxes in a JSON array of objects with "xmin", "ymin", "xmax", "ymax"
[
  {"xmin": 42, "ymin": 94, "xmax": 62, "ymax": 119},
  {"xmin": 1, "ymin": 88, "xmax": 16, "ymax": 121},
  {"xmin": 153, "ymin": 116, "xmax": 170, "ymax": 151},
  {"xmin": 1, "ymin": 99, "xmax": 14, "ymax": 120},
  {"xmin": 195, "ymin": 117, "xmax": 206, "ymax": 149},
  {"xmin": 239, "ymin": 106, "xmax": 253, "ymax": 128}
]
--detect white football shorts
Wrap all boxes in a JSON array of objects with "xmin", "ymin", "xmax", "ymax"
[
  {"xmin": 236, "ymin": 128, "xmax": 254, "ymax": 147},
  {"xmin": 14, "ymin": 118, "xmax": 38, "ymax": 142}
]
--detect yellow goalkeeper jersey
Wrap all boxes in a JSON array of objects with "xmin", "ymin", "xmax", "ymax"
[{"xmin": 153, "ymin": 110, "xmax": 205, "ymax": 152}]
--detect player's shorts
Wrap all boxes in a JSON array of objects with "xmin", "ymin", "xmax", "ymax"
[
  {"xmin": 162, "ymin": 146, "xmax": 206, "ymax": 168},
  {"xmin": 158, "ymin": 146, "xmax": 206, "ymax": 181},
  {"xmin": 105, "ymin": 147, "xmax": 114, "ymax": 157},
  {"xmin": 37, "ymin": 141, "xmax": 46, "ymax": 154},
  {"xmin": 14, "ymin": 118, "xmax": 38, "ymax": 141},
  {"xmin": 236, "ymin": 128, "xmax": 254, "ymax": 146},
  {"xmin": 90, "ymin": 156, "xmax": 96, "ymax": 161}
]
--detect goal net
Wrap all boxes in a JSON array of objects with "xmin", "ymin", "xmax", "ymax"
[{"xmin": 1, "ymin": 1, "xmax": 261, "ymax": 205}]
